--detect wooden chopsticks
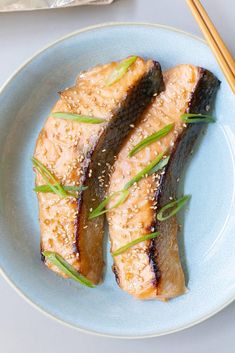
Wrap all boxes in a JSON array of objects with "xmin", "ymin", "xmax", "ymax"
[{"xmin": 187, "ymin": 0, "xmax": 235, "ymax": 94}]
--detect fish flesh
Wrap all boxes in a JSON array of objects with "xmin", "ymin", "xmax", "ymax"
[
  {"xmin": 107, "ymin": 64, "xmax": 220, "ymax": 299},
  {"xmin": 33, "ymin": 57, "xmax": 163, "ymax": 284}
]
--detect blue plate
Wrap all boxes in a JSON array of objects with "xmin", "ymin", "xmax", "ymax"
[{"xmin": 0, "ymin": 23, "xmax": 235, "ymax": 338}]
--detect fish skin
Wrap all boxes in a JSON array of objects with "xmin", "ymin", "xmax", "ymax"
[
  {"xmin": 150, "ymin": 67, "xmax": 220, "ymax": 299},
  {"xmin": 34, "ymin": 57, "xmax": 163, "ymax": 284},
  {"xmin": 108, "ymin": 65, "xmax": 220, "ymax": 299},
  {"xmin": 76, "ymin": 61, "xmax": 164, "ymax": 283}
]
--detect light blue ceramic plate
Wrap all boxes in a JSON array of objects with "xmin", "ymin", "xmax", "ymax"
[{"xmin": 0, "ymin": 23, "xmax": 235, "ymax": 338}]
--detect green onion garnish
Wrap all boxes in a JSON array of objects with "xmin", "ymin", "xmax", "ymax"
[
  {"xmin": 42, "ymin": 251, "xmax": 95, "ymax": 288},
  {"xmin": 124, "ymin": 151, "xmax": 165, "ymax": 190},
  {"xmin": 181, "ymin": 113, "xmax": 215, "ymax": 124},
  {"xmin": 157, "ymin": 195, "xmax": 191, "ymax": 221},
  {"xmin": 129, "ymin": 124, "xmax": 174, "ymax": 157},
  {"xmin": 112, "ymin": 232, "xmax": 159, "ymax": 256},
  {"xmin": 148, "ymin": 156, "xmax": 169, "ymax": 175},
  {"xmin": 89, "ymin": 152, "xmax": 167, "ymax": 219},
  {"xmin": 32, "ymin": 157, "xmax": 68, "ymax": 198},
  {"xmin": 51, "ymin": 112, "xmax": 106, "ymax": 124},
  {"xmin": 34, "ymin": 184, "xmax": 87, "ymax": 197},
  {"xmin": 89, "ymin": 190, "xmax": 129, "ymax": 219},
  {"xmin": 106, "ymin": 56, "xmax": 137, "ymax": 86}
]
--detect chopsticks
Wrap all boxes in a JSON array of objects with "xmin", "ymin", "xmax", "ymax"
[{"xmin": 187, "ymin": 0, "xmax": 235, "ymax": 94}]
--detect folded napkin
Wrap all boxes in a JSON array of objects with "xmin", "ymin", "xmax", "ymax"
[{"xmin": 0, "ymin": 0, "xmax": 113, "ymax": 11}]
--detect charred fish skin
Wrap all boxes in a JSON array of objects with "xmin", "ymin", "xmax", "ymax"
[
  {"xmin": 154, "ymin": 68, "xmax": 220, "ymax": 206},
  {"xmin": 34, "ymin": 57, "xmax": 164, "ymax": 285},
  {"xmin": 107, "ymin": 65, "xmax": 220, "ymax": 300},
  {"xmin": 150, "ymin": 68, "xmax": 220, "ymax": 297},
  {"xmin": 81, "ymin": 61, "xmax": 164, "ymax": 200},
  {"xmin": 77, "ymin": 61, "xmax": 164, "ymax": 283}
]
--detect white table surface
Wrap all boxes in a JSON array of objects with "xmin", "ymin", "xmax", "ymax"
[{"xmin": 0, "ymin": 0, "xmax": 235, "ymax": 352}]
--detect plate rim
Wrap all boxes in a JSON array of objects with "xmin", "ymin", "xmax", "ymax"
[{"xmin": 0, "ymin": 21, "xmax": 234, "ymax": 339}]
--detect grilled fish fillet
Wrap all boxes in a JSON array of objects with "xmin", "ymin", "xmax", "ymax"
[
  {"xmin": 107, "ymin": 64, "xmax": 220, "ymax": 299},
  {"xmin": 33, "ymin": 57, "xmax": 163, "ymax": 284}
]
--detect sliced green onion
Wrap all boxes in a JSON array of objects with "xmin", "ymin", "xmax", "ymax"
[
  {"xmin": 32, "ymin": 157, "xmax": 68, "ymax": 198},
  {"xmin": 51, "ymin": 112, "xmax": 106, "ymax": 124},
  {"xmin": 106, "ymin": 56, "xmax": 137, "ymax": 86},
  {"xmin": 34, "ymin": 184, "xmax": 88, "ymax": 197},
  {"xmin": 112, "ymin": 232, "xmax": 159, "ymax": 256},
  {"xmin": 89, "ymin": 152, "xmax": 167, "ymax": 219},
  {"xmin": 181, "ymin": 113, "xmax": 215, "ymax": 124},
  {"xmin": 148, "ymin": 156, "xmax": 169, "ymax": 175},
  {"xmin": 124, "ymin": 151, "xmax": 165, "ymax": 190},
  {"xmin": 42, "ymin": 251, "xmax": 95, "ymax": 288},
  {"xmin": 157, "ymin": 195, "xmax": 191, "ymax": 221},
  {"xmin": 89, "ymin": 190, "xmax": 129, "ymax": 219},
  {"xmin": 129, "ymin": 124, "xmax": 174, "ymax": 157}
]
